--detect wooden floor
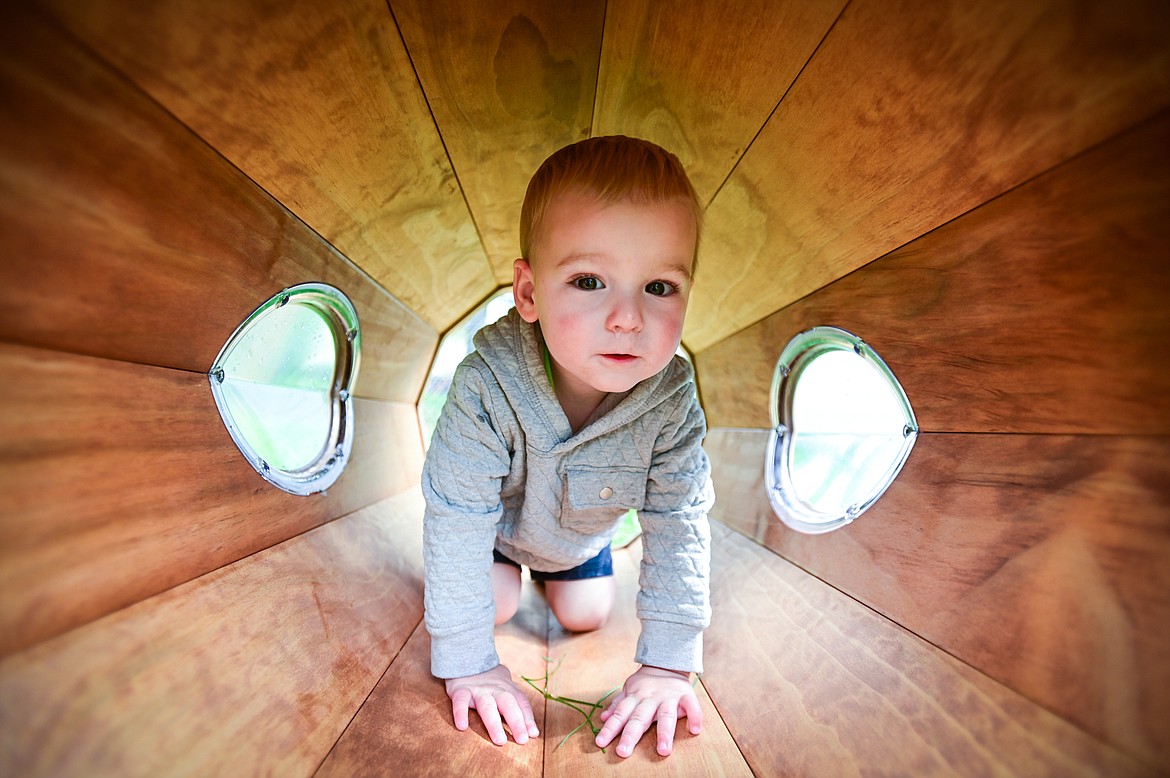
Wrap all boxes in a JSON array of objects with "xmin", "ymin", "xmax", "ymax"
[
  {"xmin": 312, "ymin": 499, "xmax": 1146, "ymax": 778},
  {"xmin": 0, "ymin": 490, "xmax": 1152, "ymax": 777},
  {"xmin": 317, "ymin": 536, "xmax": 752, "ymax": 777}
]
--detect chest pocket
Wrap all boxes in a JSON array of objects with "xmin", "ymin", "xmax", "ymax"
[{"xmin": 560, "ymin": 465, "xmax": 648, "ymax": 534}]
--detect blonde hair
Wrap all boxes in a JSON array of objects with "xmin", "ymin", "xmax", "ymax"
[{"xmin": 520, "ymin": 136, "xmax": 702, "ymax": 273}]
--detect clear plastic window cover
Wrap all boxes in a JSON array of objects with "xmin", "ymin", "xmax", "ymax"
[
  {"xmin": 208, "ymin": 282, "xmax": 361, "ymax": 496},
  {"xmin": 765, "ymin": 326, "xmax": 917, "ymax": 534}
]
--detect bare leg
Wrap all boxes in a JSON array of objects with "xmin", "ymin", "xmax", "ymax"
[
  {"xmin": 545, "ymin": 576, "xmax": 616, "ymax": 632},
  {"xmin": 492, "ymin": 562, "xmax": 522, "ymax": 625}
]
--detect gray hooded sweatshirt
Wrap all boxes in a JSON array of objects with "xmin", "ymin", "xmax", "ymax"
[{"xmin": 422, "ymin": 308, "xmax": 714, "ymax": 679}]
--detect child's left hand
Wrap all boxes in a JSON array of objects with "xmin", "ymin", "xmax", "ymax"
[{"xmin": 594, "ymin": 665, "xmax": 702, "ymax": 757}]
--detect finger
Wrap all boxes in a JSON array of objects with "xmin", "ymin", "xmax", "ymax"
[
  {"xmin": 595, "ymin": 694, "xmax": 637, "ymax": 748},
  {"xmin": 450, "ymin": 687, "xmax": 472, "ymax": 731},
  {"xmin": 680, "ymin": 690, "xmax": 703, "ymax": 734},
  {"xmin": 496, "ymin": 692, "xmax": 529, "ymax": 745},
  {"xmin": 598, "ymin": 689, "xmax": 626, "ymax": 723},
  {"xmin": 473, "ymin": 691, "xmax": 507, "ymax": 746},
  {"xmin": 518, "ymin": 692, "xmax": 541, "ymax": 738},
  {"xmin": 656, "ymin": 703, "xmax": 678, "ymax": 756},
  {"xmin": 615, "ymin": 698, "xmax": 660, "ymax": 758}
]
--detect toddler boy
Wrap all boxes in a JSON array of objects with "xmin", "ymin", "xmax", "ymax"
[{"xmin": 422, "ymin": 135, "xmax": 714, "ymax": 758}]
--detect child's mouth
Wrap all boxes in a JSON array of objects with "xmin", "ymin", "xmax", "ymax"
[{"xmin": 603, "ymin": 354, "xmax": 637, "ymax": 363}]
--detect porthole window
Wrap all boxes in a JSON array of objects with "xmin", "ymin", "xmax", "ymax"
[
  {"xmin": 209, "ymin": 283, "xmax": 361, "ymax": 495},
  {"xmin": 765, "ymin": 326, "xmax": 917, "ymax": 534}
]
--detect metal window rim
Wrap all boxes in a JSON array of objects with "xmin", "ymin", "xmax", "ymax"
[
  {"xmin": 765, "ymin": 325, "xmax": 918, "ymax": 534},
  {"xmin": 208, "ymin": 282, "xmax": 362, "ymax": 496}
]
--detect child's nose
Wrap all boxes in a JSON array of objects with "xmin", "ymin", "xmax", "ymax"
[{"xmin": 606, "ymin": 294, "xmax": 643, "ymax": 333}]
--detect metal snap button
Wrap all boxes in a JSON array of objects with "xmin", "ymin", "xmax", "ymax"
[{"xmin": 599, "ymin": 487, "xmax": 614, "ymax": 500}]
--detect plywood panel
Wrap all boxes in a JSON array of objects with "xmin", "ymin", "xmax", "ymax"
[
  {"xmin": 542, "ymin": 542, "xmax": 752, "ymax": 774},
  {"xmin": 704, "ymin": 428, "xmax": 772, "ymax": 545},
  {"xmin": 316, "ymin": 577, "xmax": 550, "ymax": 776},
  {"xmin": 0, "ymin": 492, "xmax": 425, "ymax": 777},
  {"xmin": 0, "ymin": 7, "xmax": 436, "ymax": 403},
  {"xmin": 685, "ymin": 0, "xmax": 1170, "ymax": 351},
  {"xmin": 34, "ymin": 0, "xmax": 491, "ymax": 331},
  {"xmin": 706, "ymin": 427, "xmax": 1170, "ymax": 771},
  {"xmin": 697, "ymin": 111, "xmax": 1170, "ymax": 434},
  {"xmin": 594, "ymin": 0, "xmax": 845, "ymax": 204},
  {"xmin": 392, "ymin": 0, "xmax": 605, "ymax": 283},
  {"xmin": 703, "ymin": 520, "xmax": 1149, "ymax": 777},
  {"xmin": 0, "ymin": 343, "xmax": 424, "ymax": 656}
]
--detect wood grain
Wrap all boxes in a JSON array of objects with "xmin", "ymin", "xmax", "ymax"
[
  {"xmin": 0, "ymin": 343, "xmax": 424, "ymax": 656},
  {"xmin": 0, "ymin": 492, "xmax": 426, "ymax": 777},
  {"xmin": 392, "ymin": 0, "xmax": 605, "ymax": 283},
  {"xmin": 704, "ymin": 428, "xmax": 772, "ymax": 545},
  {"xmin": 594, "ymin": 0, "xmax": 845, "ymax": 204},
  {"xmin": 706, "ymin": 427, "xmax": 1170, "ymax": 771},
  {"xmin": 696, "ymin": 111, "xmax": 1170, "ymax": 434},
  {"xmin": 685, "ymin": 0, "xmax": 1170, "ymax": 351},
  {"xmin": 316, "ymin": 576, "xmax": 550, "ymax": 776},
  {"xmin": 703, "ymin": 520, "xmax": 1150, "ymax": 777},
  {"xmin": 0, "ymin": 6, "xmax": 437, "ymax": 403},
  {"xmin": 33, "ymin": 0, "xmax": 492, "ymax": 332},
  {"xmin": 543, "ymin": 542, "xmax": 752, "ymax": 775}
]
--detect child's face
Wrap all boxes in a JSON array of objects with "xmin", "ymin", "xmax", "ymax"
[{"xmin": 513, "ymin": 189, "xmax": 696, "ymax": 402}]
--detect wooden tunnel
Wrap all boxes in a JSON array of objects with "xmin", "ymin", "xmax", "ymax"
[{"xmin": 1, "ymin": 1, "xmax": 1168, "ymax": 775}]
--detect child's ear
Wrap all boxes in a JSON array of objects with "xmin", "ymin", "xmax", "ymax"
[{"xmin": 512, "ymin": 258, "xmax": 539, "ymax": 323}]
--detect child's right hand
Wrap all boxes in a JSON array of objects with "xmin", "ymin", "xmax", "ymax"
[{"xmin": 444, "ymin": 664, "xmax": 541, "ymax": 746}]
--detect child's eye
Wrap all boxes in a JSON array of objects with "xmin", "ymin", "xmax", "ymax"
[
  {"xmin": 572, "ymin": 276, "xmax": 603, "ymax": 291},
  {"xmin": 645, "ymin": 280, "xmax": 678, "ymax": 297}
]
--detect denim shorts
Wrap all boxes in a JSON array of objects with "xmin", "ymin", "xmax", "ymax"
[{"xmin": 493, "ymin": 545, "xmax": 613, "ymax": 581}]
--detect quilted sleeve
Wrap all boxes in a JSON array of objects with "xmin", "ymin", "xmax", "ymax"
[
  {"xmin": 422, "ymin": 362, "xmax": 512, "ymax": 679},
  {"xmin": 633, "ymin": 388, "xmax": 714, "ymax": 674}
]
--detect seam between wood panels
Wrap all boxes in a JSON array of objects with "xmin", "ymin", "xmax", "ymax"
[
  {"xmin": 540, "ymin": 588, "xmax": 554, "ymax": 778},
  {"xmin": 588, "ymin": 0, "xmax": 610, "ymax": 139},
  {"xmin": 382, "ymin": 1, "xmax": 493, "ymax": 293},
  {"xmin": 703, "ymin": 0, "xmax": 853, "ymax": 210},
  {"xmin": 0, "ymin": 337, "xmax": 216, "ymax": 379},
  {"xmin": 695, "ymin": 103, "xmax": 1170, "ymax": 356},
  {"xmin": 0, "ymin": 335, "xmax": 425, "ymax": 409},
  {"xmin": 311, "ymin": 615, "xmax": 427, "ymax": 777},
  {"xmin": 696, "ymin": 675, "xmax": 758, "ymax": 777},
  {"xmin": 29, "ymin": 489, "xmax": 409, "ymax": 656},
  {"xmin": 191, "ymin": 486, "xmax": 416, "ymax": 584},
  {"xmin": 541, "ymin": 614, "xmax": 550, "ymax": 778},
  {"xmin": 710, "ymin": 519, "xmax": 1156, "ymax": 772},
  {"xmin": 33, "ymin": 3, "xmax": 432, "ymax": 338}
]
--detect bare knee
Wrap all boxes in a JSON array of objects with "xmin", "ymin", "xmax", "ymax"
[
  {"xmin": 546, "ymin": 576, "xmax": 616, "ymax": 633},
  {"xmin": 556, "ymin": 605, "xmax": 609, "ymax": 633},
  {"xmin": 492, "ymin": 562, "xmax": 522, "ymax": 626}
]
